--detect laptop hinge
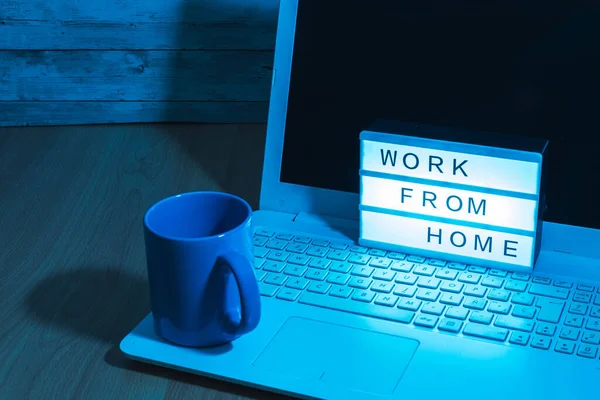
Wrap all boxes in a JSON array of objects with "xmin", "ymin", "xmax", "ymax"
[{"xmin": 293, "ymin": 212, "xmax": 359, "ymax": 230}]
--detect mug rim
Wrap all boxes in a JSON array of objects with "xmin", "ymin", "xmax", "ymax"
[{"xmin": 144, "ymin": 191, "xmax": 252, "ymax": 242}]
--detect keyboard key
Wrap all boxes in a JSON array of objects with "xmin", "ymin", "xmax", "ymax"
[
  {"xmin": 505, "ymin": 280, "xmax": 528, "ymax": 292},
  {"xmin": 488, "ymin": 269, "xmax": 507, "ymax": 278},
  {"xmin": 416, "ymin": 289, "xmax": 440, "ymax": 302},
  {"xmin": 512, "ymin": 272, "xmax": 530, "ymax": 281},
  {"xmin": 277, "ymin": 288, "xmax": 301, "ymax": 301},
  {"xmin": 555, "ymin": 340, "xmax": 576, "ymax": 354},
  {"xmin": 309, "ymin": 258, "xmax": 331, "ymax": 269},
  {"xmin": 255, "ymin": 270, "xmax": 267, "ymax": 282},
  {"xmin": 488, "ymin": 301, "xmax": 511, "ymax": 315},
  {"xmin": 267, "ymin": 251, "xmax": 289, "ymax": 262},
  {"xmin": 577, "ymin": 344, "xmax": 598, "ymax": 359},
  {"xmin": 255, "ymin": 229, "xmax": 275, "ymax": 237},
  {"xmin": 481, "ymin": 276, "xmax": 504, "ymax": 288},
  {"xmin": 532, "ymin": 277, "xmax": 552, "ymax": 285},
  {"xmin": 573, "ymin": 291, "xmax": 592, "ymax": 303},
  {"xmin": 464, "ymin": 285, "xmax": 487, "ymax": 298},
  {"xmin": 311, "ymin": 239, "xmax": 330, "ymax": 247},
  {"xmin": 286, "ymin": 243, "xmax": 309, "ymax": 254},
  {"xmin": 447, "ymin": 262, "xmax": 467, "ymax": 270},
  {"xmin": 422, "ymin": 302, "xmax": 446, "ymax": 316},
  {"xmin": 559, "ymin": 327, "xmax": 580, "ymax": 341},
  {"xmin": 468, "ymin": 266, "xmax": 487, "ymax": 274},
  {"xmin": 307, "ymin": 281, "xmax": 330, "ymax": 294},
  {"xmin": 374, "ymin": 294, "xmax": 399, "ymax": 307},
  {"xmin": 373, "ymin": 269, "xmax": 396, "ymax": 281},
  {"xmin": 536, "ymin": 298, "xmax": 565, "ymax": 323},
  {"xmin": 529, "ymin": 284, "xmax": 570, "ymax": 300},
  {"xmin": 568, "ymin": 303, "xmax": 588, "ymax": 315},
  {"xmin": 564, "ymin": 314, "xmax": 585, "ymax": 328},
  {"xmin": 370, "ymin": 257, "xmax": 392, "ymax": 268},
  {"xmin": 438, "ymin": 318, "xmax": 463, "ymax": 333},
  {"xmin": 594, "ymin": 295, "xmax": 600, "ymax": 306},
  {"xmin": 307, "ymin": 246, "xmax": 329, "ymax": 257},
  {"xmin": 254, "ymin": 236, "xmax": 269, "ymax": 246},
  {"xmin": 264, "ymin": 273, "xmax": 288, "ymax": 286},
  {"xmin": 512, "ymin": 306, "xmax": 536, "ymax": 319},
  {"xmin": 259, "ymin": 282, "xmax": 279, "ymax": 297},
  {"xmin": 413, "ymin": 265, "xmax": 436, "ymax": 276},
  {"xmin": 294, "ymin": 236, "xmax": 312, "ymax": 244},
  {"xmin": 531, "ymin": 335, "xmax": 552, "ymax": 350},
  {"xmin": 348, "ymin": 254, "xmax": 371, "ymax": 265},
  {"xmin": 536, "ymin": 323, "xmax": 556, "ymax": 336},
  {"xmin": 305, "ymin": 269, "xmax": 328, "ymax": 281},
  {"xmin": 463, "ymin": 323, "xmax": 508, "ymax": 341},
  {"xmin": 276, "ymin": 233, "xmax": 294, "ymax": 241},
  {"xmin": 586, "ymin": 318, "xmax": 600, "ymax": 332},
  {"xmin": 328, "ymin": 250, "xmax": 349, "ymax": 261},
  {"xmin": 299, "ymin": 292, "xmax": 414, "ymax": 324},
  {"xmin": 509, "ymin": 332, "xmax": 530, "ymax": 345},
  {"xmin": 349, "ymin": 245, "xmax": 368, "ymax": 254},
  {"xmin": 553, "ymin": 280, "xmax": 572, "ymax": 288},
  {"xmin": 391, "ymin": 261, "xmax": 414, "ymax": 272},
  {"xmin": 326, "ymin": 273, "xmax": 350, "ymax": 285},
  {"xmin": 428, "ymin": 259, "xmax": 447, "ymax": 267},
  {"xmin": 469, "ymin": 311, "xmax": 493, "ymax": 325},
  {"xmin": 591, "ymin": 306, "xmax": 600, "ymax": 318},
  {"xmin": 369, "ymin": 249, "xmax": 387, "ymax": 257},
  {"xmin": 330, "ymin": 242, "xmax": 349, "ymax": 250},
  {"xmin": 440, "ymin": 293, "xmax": 463, "ymax": 306},
  {"xmin": 440, "ymin": 281, "xmax": 464, "ymax": 293},
  {"xmin": 512, "ymin": 293, "xmax": 535, "ymax": 306},
  {"xmin": 446, "ymin": 306, "xmax": 469, "ymax": 320},
  {"xmin": 488, "ymin": 289, "xmax": 511, "ymax": 302},
  {"xmin": 351, "ymin": 266, "xmax": 374, "ymax": 277},
  {"xmin": 394, "ymin": 285, "xmax": 417, "ymax": 298},
  {"xmin": 418, "ymin": 277, "xmax": 441, "ymax": 289},
  {"xmin": 254, "ymin": 258, "xmax": 266, "ymax": 269},
  {"xmin": 582, "ymin": 331, "xmax": 600, "ymax": 345},
  {"xmin": 397, "ymin": 298, "xmax": 422, "ymax": 311},
  {"xmin": 283, "ymin": 265, "xmax": 307, "ymax": 277},
  {"xmin": 287, "ymin": 254, "xmax": 310, "ymax": 265},
  {"xmin": 414, "ymin": 314, "xmax": 439, "ymax": 328},
  {"xmin": 436, "ymin": 269, "xmax": 458, "ymax": 280},
  {"xmin": 266, "ymin": 239, "xmax": 288, "ymax": 250},
  {"xmin": 577, "ymin": 283, "xmax": 595, "ymax": 292},
  {"xmin": 329, "ymin": 286, "xmax": 353, "ymax": 299},
  {"xmin": 348, "ymin": 276, "xmax": 372, "ymax": 290},
  {"xmin": 372, "ymin": 281, "xmax": 395, "ymax": 293},
  {"xmin": 254, "ymin": 247, "xmax": 270, "ymax": 258},
  {"xmin": 458, "ymin": 272, "xmax": 481, "ymax": 284},
  {"xmin": 352, "ymin": 290, "xmax": 375, "ymax": 303},
  {"xmin": 388, "ymin": 252, "xmax": 407, "ymax": 260},
  {"xmin": 495, "ymin": 315, "xmax": 535, "ymax": 332},
  {"xmin": 330, "ymin": 262, "xmax": 352, "ymax": 274},
  {"xmin": 407, "ymin": 255, "xmax": 426, "ymax": 263},
  {"xmin": 463, "ymin": 297, "xmax": 488, "ymax": 310},
  {"xmin": 286, "ymin": 277, "xmax": 309, "ymax": 290},
  {"xmin": 395, "ymin": 274, "xmax": 418, "ymax": 285}
]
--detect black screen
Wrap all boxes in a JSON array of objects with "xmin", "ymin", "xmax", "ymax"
[{"xmin": 280, "ymin": 1, "xmax": 600, "ymax": 229}]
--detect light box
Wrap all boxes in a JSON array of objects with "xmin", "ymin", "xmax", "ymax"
[{"xmin": 359, "ymin": 120, "xmax": 548, "ymax": 273}]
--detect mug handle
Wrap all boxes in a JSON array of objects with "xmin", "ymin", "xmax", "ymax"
[{"xmin": 218, "ymin": 252, "xmax": 262, "ymax": 335}]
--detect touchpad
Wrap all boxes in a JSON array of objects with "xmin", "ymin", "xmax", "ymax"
[{"xmin": 252, "ymin": 317, "xmax": 419, "ymax": 395}]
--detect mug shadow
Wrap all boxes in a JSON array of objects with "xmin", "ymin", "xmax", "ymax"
[{"xmin": 25, "ymin": 266, "xmax": 281, "ymax": 398}]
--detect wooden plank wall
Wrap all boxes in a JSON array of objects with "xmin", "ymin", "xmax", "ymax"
[{"xmin": 0, "ymin": 0, "xmax": 279, "ymax": 126}]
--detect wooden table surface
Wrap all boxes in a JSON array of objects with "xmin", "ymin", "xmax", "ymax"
[{"xmin": 0, "ymin": 123, "xmax": 285, "ymax": 399}]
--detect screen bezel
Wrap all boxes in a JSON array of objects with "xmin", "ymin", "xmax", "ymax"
[{"xmin": 259, "ymin": 0, "xmax": 600, "ymax": 260}]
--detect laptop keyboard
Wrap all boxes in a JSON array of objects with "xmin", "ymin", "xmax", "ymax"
[{"xmin": 253, "ymin": 228, "xmax": 600, "ymax": 360}]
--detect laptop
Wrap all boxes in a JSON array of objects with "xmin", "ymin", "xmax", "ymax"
[{"xmin": 121, "ymin": 1, "xmax": 600, "ymax": 399}]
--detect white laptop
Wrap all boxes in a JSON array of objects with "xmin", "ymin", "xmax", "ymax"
[{"xmin": 121, "ymin": 1, "xmax": 600, "ymax": 399}]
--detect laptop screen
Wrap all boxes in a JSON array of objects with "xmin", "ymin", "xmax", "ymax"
[{"xmin": 280, "ymin": 1, "xmax": 600, "ymax": 230}]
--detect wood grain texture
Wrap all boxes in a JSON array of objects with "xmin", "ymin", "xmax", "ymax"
[
  {"xmin": 0, "ymin": 101, "xmax": 269, "ymax": 126},
  {"xmin": 0, "ymin": 123, "xmax": 288, "ymax": 400},
  {"xmin": 0, "ymin": 50, "xmax": 274, "ymax": 101}
]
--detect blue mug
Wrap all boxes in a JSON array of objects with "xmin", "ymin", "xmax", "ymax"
[{"xmin": 143, "ymin": 191, "xmax": 261, "ymax": 347}]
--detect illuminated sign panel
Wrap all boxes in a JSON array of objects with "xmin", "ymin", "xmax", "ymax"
[{"xmin": 359, "ymin": 121, "xmax": 548, "ymax": 272}]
